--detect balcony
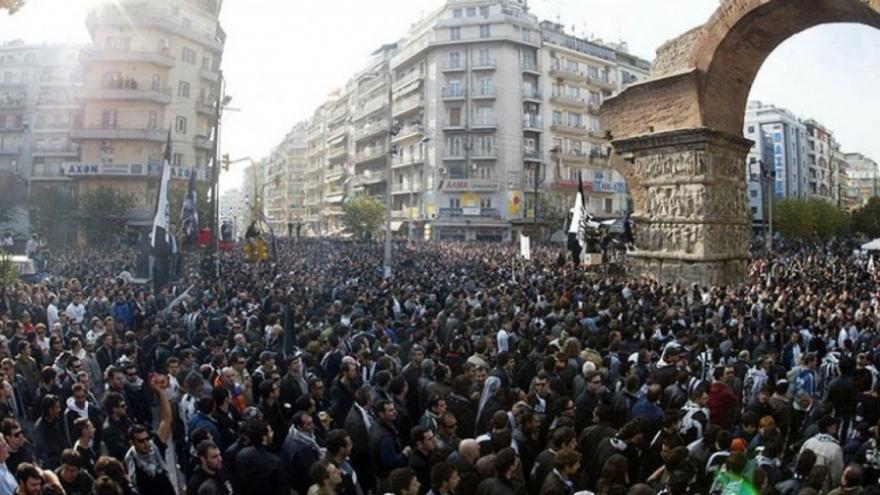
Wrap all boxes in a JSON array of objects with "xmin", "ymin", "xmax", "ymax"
[
  {"xmin": 522, "ymin": 89, "xmax": 542, "ymax": 103},
  {"xmin": 550, "ymin": 94, "xmax": 587, "ymax": 109},
  {"xmin": 352, "ymin": 97, "xmax": 388, "ymax": 121},
  {"xmin": 392, "ymin": 71, "xmax": 424, "ymax": 92},
  {"xmin": 0, "ymin": 97, "xmax": 25, "ymax": 109},
  {"xmin": 391, "ymin": 182, "xmax": 424, "ymax": 194},
  {"xmin": 441, "ymin": 60, "xmax": 466, "ymax": 72},
  {"xmin": 471, "ymin": 118, "xmax": 497, "ymax": 130},
  {"xmin": 587, "ymin": 76, "xmax": 616, "ymax": 91},
  {"xmin": 588, "ymin": 153, "xmax": 610, "ymax": 166},
  {"xmin": 442, "ymin": 149, "xmax": 466, "ymax": 161},
  {"xmin": 391, "ymin": 156, "xmax": 425, "ymax": 168},
  {"xmin": 80, "ymin": 48, "xmax": 175, "ymax": 68},
  {"xmin": 441, "ymin": 87, "xmax": 466, "ymax": 101},
  {"xmin": 355, "ymin": 148, "xmax": 386, "ymax": 164},
  {"xmin": 86, "ymin": 7, "xmax": 224, "ymax": 53},
  {"xmin": 550, "ymin": 123, "xmax": 589, "ymax": 136},
  {"xmin": 521, "ymin": 59, "xmax": 540, "ymax": 75},
  {"xmin": 549, "ymin": 62, "xmax": 586, "ymax": 82},
  {"xmin": 523, "ymin": 149, "xmax": 543, "ymax": 162},
  {"xmin": 194, "ymin": 134, "xmax": 213, "ymax": 150},
  {"xmin": 440, "ymin": 178, "xmax": 500, "ymax": 192},
  {"xmin": 350, "ymin": 172, "xmax": 386, "ymax": 187},
  {"xmin": 472, "ymin": 59, "xmax": 496, "ymax": 71},
  {"xmin": 522, "ymin": 114, "xmax": 542, "ymax": 132},
  {"xmin": 392, "ymin": 125, "xmax": 422, "ymax": 143},
  {"xmin": 32, "ymin": 143, "xmax": 80, "ymax": 157},
  {"xmin": 0, "ymin": 146, "xmax": 20, "ymax": 155},
  {"xmin": 471, "ymin": 87, "xmax": 496, "ymax": 100},
  {"xmin": 86, "ymin": 86, "xmax": 172, "ymax": 105},
  {"xmin": 355, "ymin": 121, "xmax": 387, "ymax": 142},
  {"xmin": 392, "ymin": 95, "xmax": 424, "ymax": 118},
  {"xmin": 471, "ymin": 148, "xmax": 497, "ymax": 160},
  {"xmin": 199, "ymin": 69, "xmax": 220, "ymax": 84},
  {"xmin": 442, "ymin": 119, "xmax": 467, "ymax": 132},
  {"xmin": 326, "ymin": 145, "xmax": 347, "ymax": 160},
  {"xmin": 324, "ymin": 167, "xmax": 345, "ymax": 181},
  {"xmin": 71, "ymin": 127, "xmax": 169, "ymax": 142},
  {"xmin": 555, "ymin": 148, "xmax": 589, "ymax": 163},
  {"xmin": 196, "ymin": 100, "xmax": 215, "ymax": 116}
]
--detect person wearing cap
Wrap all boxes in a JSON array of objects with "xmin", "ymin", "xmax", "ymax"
[{"xmin": 801, "ymin": 416, "xmax": 845, "ymax": 491}]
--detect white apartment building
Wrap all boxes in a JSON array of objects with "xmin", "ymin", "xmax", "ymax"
[
  {"xmin": 743, "ymin": 101, "xmax": 808, "ymax": 204},
  {"xmin": 844, "ymin": 152, "xmax": 880, "ymax": 209},
  {"xmin": 264, "ymin": 121, "xmax": 307, "ymax": 235}
]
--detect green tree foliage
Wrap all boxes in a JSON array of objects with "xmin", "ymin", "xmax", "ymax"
[
  {"xmin": 0, "ymin": 249, "xmax": 17, "ymax": 285},
  {"xmin": 852, "ymin": 197, "xmax": 880, "ymax": 239},
  {"xmin": 341, "ymin": 195, "xmax": 385, "ymax": 240},
  {"xmin": 0, "ymin": 171, "xmax": 26, "ymax": 228},
  {"xmin": 79, "ymin": 186, "xmax": 135, "ymax": 244},
  {"xmin": 773, "ymin": 197, "xmax": 850, "ymax": 241},
  {"xmin": 28, "ymin": 187, "xmax": 78, "ymax": 245}
]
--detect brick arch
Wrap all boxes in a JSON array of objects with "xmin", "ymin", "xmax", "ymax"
[
  {"xmin": 596, "ymin": 0, "xmax": 880, "ymax": 285},
  {"xmin": 693, "ymin": 0, "xmax": 880, "ymax": 134}
]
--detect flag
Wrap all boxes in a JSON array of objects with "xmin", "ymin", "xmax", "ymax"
[
  {"xmin": 181, "ymin": 169, "xmax": 199, "ymax": 244},
  {"xmin": 869, "ymin": 255, "xmax": 876, "ymax": 273},
  {"xmin": 567, "ymin": 172, "xmax": 587, "ymax": 264},
  {"xmin": 150, "ymin": 131, "xmax": 176, "ymax": 290},
  {"xmin": 520, "ymin": 234, "xmax": 531, "ymax": 260}
]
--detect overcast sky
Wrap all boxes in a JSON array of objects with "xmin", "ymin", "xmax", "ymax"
[{"xmin": 1, "ymin": 0, "xmax": 878, "ymax": 193}]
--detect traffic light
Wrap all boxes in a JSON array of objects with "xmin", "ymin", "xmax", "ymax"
[{"xmin": 221, "ymin": 153, "xmax": 231, "ymax": 171}]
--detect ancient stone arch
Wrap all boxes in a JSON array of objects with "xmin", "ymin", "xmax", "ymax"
[{"xmin": 601, "ymin": 0, "xmax": 880, "ymax": 286}]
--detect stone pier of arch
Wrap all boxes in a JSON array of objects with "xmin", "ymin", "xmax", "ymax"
[
  {"xmin": 613, "ymin": 128, "xmax": 752, "ymax": 286},
  {"xmin": 599, "ymin": 0, "xmax": 880, "ymax": 286}
]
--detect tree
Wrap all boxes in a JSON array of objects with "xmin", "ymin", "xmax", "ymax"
[
  {"xmin": 0, "ymin": 170, "xmax": 27, "ymax": 229},
  {"xmin": 78, "ymin": 186, "xmax": 135, "ymax": 245},
  {"xmin": 773, "ymin": 197, "xmax": 850, "ymax": 241},
  {"xmin": 0, "ymin": 249, "xmax": 17, "ymax": 285},
  {"xmin": 28, "ymin": 186, "xmax": 78, "ymax": 245},
  {"xmin": 341, "ymin": 195, "xmax": 385, "ymax": 240},
  {"xmin": 852, "ymin": 197, "xmax": 880, "ymax": 239}
]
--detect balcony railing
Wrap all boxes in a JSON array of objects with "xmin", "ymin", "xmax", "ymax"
[
  {"xmin": 194, "ymin": 135, "xmax": 213, "ymax": 150},
  {"xmin": 523, "ymin": 149, "xmax": 542, "ymax": 161},
  {"xmin": 441, "ymin": 87, "xmax": 466, "ymax": 99},
  {"xmin": 391, "ymin": 182, "xmax": 424, "ymax": 193},
  {"xmin": 471, "ymin": 118, "xmax": 497, "ymax": 129},
  {"xmin": 355, "ymin": 121, "xmax": 387, "ymax": 140},
  {"xmin": 438, "ymin": 207, "xmax": 500, "ymax": 218},
  {"xmin": 442, "ymin": 60, "xmax": 466, "ymax": 71},
  {"xmin": 80, "ymin": 48, "xmax": 175, "ymax": 67},
  {"xmin": 471, "ymin": 86, "xmax": 496, "ymax": 98},
  {"xmin": 522, "ymin": 114, "xmax": 542, "ymax": 130},
  {"xmin": 472, "ymin": 58, "xmax": 496, "ymax": 70},
  {"xmin": 522, "ymin": 89, "xmax": 542, "ymax": 101},
  {"xmin": 521, "ymin": 59, "xmax": 539, "ymax": 72},
  {"xmin": 392, "ymin": 95, "xmax": 424, "ymax": 116},
  {"xmin": 355, "ymin": 148, "xmax": 386, "ymax": 163},
  {"xmin": 71, "ymin": 127, "xmax": 169, "ymax": 142},
  {"xmin": 549, "ymin": 61, "xmax": 586, "ymax": 80},
  {"xmin": 87, "ymin": 86, "xmax": 172, "ymax": 104}
]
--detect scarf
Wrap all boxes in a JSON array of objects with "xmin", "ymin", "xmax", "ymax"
[
  {"xmin": 291, "ymin": 428, "xmax": 325, "ymax": 457},
  {"xmin": 66, "ymin": 396, "xmax": 89, "ymax": 418},
  {"xmin": 126, "ymin": 441, "xmax": 167, "ymax": 478}
]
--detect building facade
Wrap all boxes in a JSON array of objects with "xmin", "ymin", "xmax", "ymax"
[
  {"xmin": 264, "ymin": 121, "xmax": 308, "ymax": 235},
  {"xmin": 68, "ymin": 0, "xmax": 224, "ymax": 228},
  {"xmin": 0, "ymin": 41, "xmax": 85, "ymax": 191},
  {"xmin": 269, "ymin": 0, "xmax": 650, "ymax": 241},
  {"xmin": 844, "ymin": 152, "xmax": 880, "ymax": 209}
]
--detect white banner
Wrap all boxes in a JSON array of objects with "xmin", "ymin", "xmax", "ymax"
[{"xmin": 520, "ymin": 234, "xmax": 531, "ymax": 260}]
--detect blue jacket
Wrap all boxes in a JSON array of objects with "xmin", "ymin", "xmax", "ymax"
[
  {"xmin": 188, "ymin": 411, "xmax": 221, "ymax": 446},
  {"xmin": 111, "ymin": 301, "xmax": 133, "ymax": 329},
  {"xmin": 630, "ymin": 397, "xmax": 663, "ymax": 428},
  {"xmin": 280, "ymin": 432, "xmax": 321, "ymax": 495}
]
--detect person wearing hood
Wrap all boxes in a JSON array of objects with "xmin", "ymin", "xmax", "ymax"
[
  {"xmin": 589, "ymin": 420, "xmax": 643, "ymax": 491},
  {"xmin": 474, "ymin": 376, "xmax": 503, "ymax": 436},
  {"xmin": 64, "ymin": 383, "xmax": 103, "ymax": 448},
  {"xmin": 281, "ymin": 410, "xmax": 324, "ymax": 495}
]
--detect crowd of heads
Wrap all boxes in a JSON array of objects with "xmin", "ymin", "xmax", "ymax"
[{"xmin": 0, "ymin": 236, "xmax": 877, "ymax": 495}]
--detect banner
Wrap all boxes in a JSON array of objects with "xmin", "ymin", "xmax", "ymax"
[{"xmin": 520, "ymin": 234, "xmax": 531, "ymax": 260}]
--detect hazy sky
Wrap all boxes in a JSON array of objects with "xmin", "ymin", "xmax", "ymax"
[{"xmin": 1, "ymin": 0, "xmax": 878, "ymax": 193}]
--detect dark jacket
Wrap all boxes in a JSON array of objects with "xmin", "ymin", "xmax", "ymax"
[
  {"xmin": 447, "ymin": 451, "xmax": 479, "ymax": 495},
  {"xmin": 344, "ymin": 405, "xmax": 372, "ymax": 490},
  {"xmin": 280, "ymin": 431, "xmax": 322, "ymax": 495},
  {"xmin": 538, "ymin": 470, "xmax": 574, "ymax": 495},
  {"xmin": 328, "ymin": 378, "xmax": 356, "ymax": 427},
  {"xmin": 369, "ymin": 420, "xmax": 408, "ymax": 482},
  {"xmin": 234, "ymin": 445, "xmax": 290, "ymax": 495},
  {"xmin": 102, "ymin": 416, "xmax": 133, "ymax": 462},
  {"xmin": 475, "ymin": 475, "xmax": 516, "ymax": 495},
  {"xmin": 34, "ymin": 416, "xmax": 70, "ymax": 470}
]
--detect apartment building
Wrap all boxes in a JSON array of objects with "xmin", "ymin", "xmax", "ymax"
[
  {"xmin": 844, "ymin": 152, "xmax": 880, "ymax": 209},
  {"xmin": 0, "ymin": 41, "xmax": 84, "ymax": 191},
  {"xmin": 264, "ymin": 121, "xmax": 307, "ymax": 235},
  {"xmin": 273, "ymin": 0, "xmax": 650, "ymax": 241},
  {"xmin": 803, "ymin": 119, "xmax": 835, "ymax": 200},
  {"xmin": 68, "ymin": 0, "xmax": 224, "ymax": 227},
  {"xmin": 743, "ymin": 101, "xmax": 808, "ymax": 203},
  {"xmin": 539, "ymin": 21, "xmax": 649, "ymax": 221}
]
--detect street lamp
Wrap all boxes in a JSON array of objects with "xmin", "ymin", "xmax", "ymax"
[{"xmin": 363, "ymin": 68, "xmax": 396, "ymax": 279}]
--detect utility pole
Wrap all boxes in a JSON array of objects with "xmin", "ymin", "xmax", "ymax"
[
  {"xmin": 210, "ymin": 72, "xmax": 225, "ymax": 281},
  {"xmin": 383, "ymin": 68, "xmax": 395, "ymax": 280}
]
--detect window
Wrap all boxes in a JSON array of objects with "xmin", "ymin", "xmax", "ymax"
[
  {"xmin": 450, "ymin": 27, "xmax": 461, "ymax": 41},
  {"xmin": 477, "ymin": 49, "xmax": 491, "ymax": 66},
  {"xmin": 604, "ymin": 198, "xmax": 613, "ymax": 213},
  {"xmin": 178, "ymin": 81, "xmax": 190, "ymax": 98},
  {"xmin": 101, "ymin": 110, "xmax": 117, "ymax": 129},
  {"xmin": 104, "ymin": 37, "xmax": 131, "ymax": 51},
  {"xmin": 201, "ymin": 57, "xmax": 211, "ymax": 71},
  {"xmin": 182, "ymin": 47, "xmax": 197, "ymax": 64},
  {"xmin": 480, "ymin": 197, "xmax": 492, "ymax": 208},
  {"xmin": 552, "ymin": 111, "xmax": 562, "ymax": 125},
  {"xmin": 448, "ymin": 52, "xmax": 461, "ymax": 68},
  {"xmin": 567, "ymin": 113, "xmax": 582, "ymax": 128},
  {"xmin": 478, "ymin": 78, "xmax": 492, "ymax": 95},
  {"xmin": 173, "ymin": 152, "xmax": 183, "ymax": 167},
  {"xmin": 475, "ymin": 106, "xmax": 492, "ymax": 124},
  {"xmin": 480, "ymin": 6, "xmax": 489, "ymax": 17},
  {"xmin": 148, "ymin": 111, "xmax": 157, "ymax": 129},
  {"xmin": 449, "ymin": 198, "xmax": 461, "ymax": 208},
  {"xmin": 452, "ymin": 8, "xmax": 462, "ymax": 18},
  {"xmin": 551, "ymin": 84, "xmax": 562, "ymax": 98},
  {"xmin": 476, "ymin": 135, "xmax": 494, "ymax": 155},
  {"xmin": 466, "ymin": 6, "xmax": 476, "ymax": 16},
  {"xmin": 587, "ymin": 66, "xmax": 599, "ymax": 79},
  {"xmin": 175, "ymin": 116, "xmax": 187, "ymax": 134},
  {"xmin": 151, "ymin": 75, "xmax": 161, "ymax": 91},
  {"xmin": 479, "ymin": 25, "xmax": 490, "ymax": 38},
  {"xmin": 521, "ymin": 29, "xmax": 531, "ymax": 42},
  {"xmin": 446, "ymin": 136, "xmax": 462, "ymax": 156},
  {"xmin": 750, "ymin": 189, "xmax": 758, "ymax": 198}
]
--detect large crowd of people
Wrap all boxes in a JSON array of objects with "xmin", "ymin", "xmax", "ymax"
[{"xmin": 0, "ymin": 236, "xmax": 878, "ymax": 495}]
